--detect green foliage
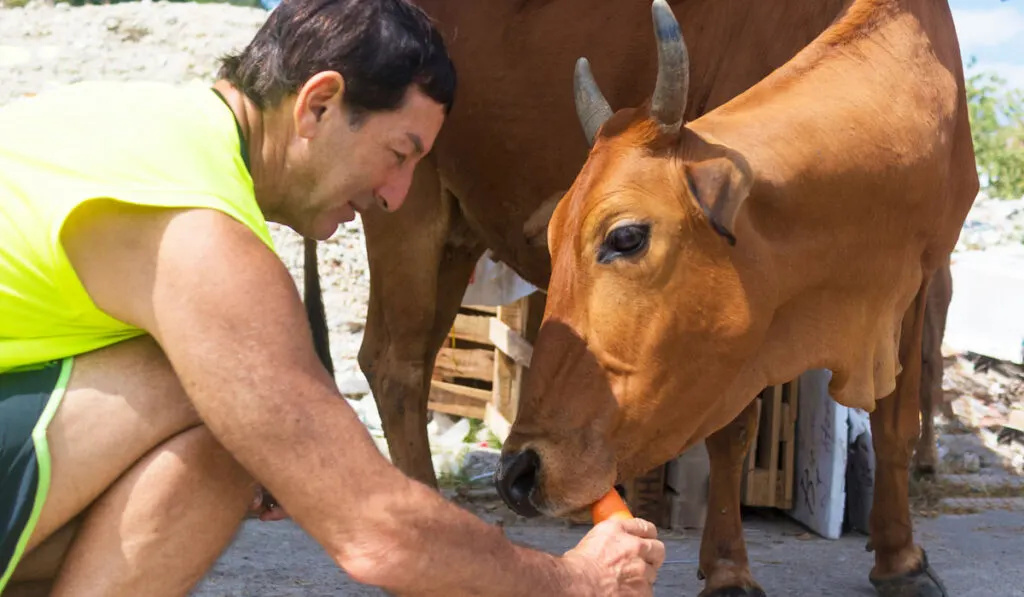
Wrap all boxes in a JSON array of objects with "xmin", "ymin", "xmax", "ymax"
[{"xmin": 966, "ymin": 56, "xmax": 1024, "ymax": 200}]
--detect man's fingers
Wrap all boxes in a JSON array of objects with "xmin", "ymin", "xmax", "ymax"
[
  {"xmin": 643, "ymin": 538, "xmax": 666, "ymax": 569},
  {"xmin": 644, "ymin": 562, "xmax": 659, "ymax": 586},
  {"xmin": 620, "ymin": 517, "xmax": 658, "ymax": 539},
  {"xmin": 259, "ymin": 507, "xmax": 289, "ymax": 522}
]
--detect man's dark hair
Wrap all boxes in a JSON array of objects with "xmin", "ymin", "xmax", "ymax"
[{"xmin": 218, "ymin": 0, "xmax": 456, "ymax": 122}]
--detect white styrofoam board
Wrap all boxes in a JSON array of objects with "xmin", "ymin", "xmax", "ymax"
[{"xmin": 944, "ymin": 247, "xmax": 1024, "ymax": 364}]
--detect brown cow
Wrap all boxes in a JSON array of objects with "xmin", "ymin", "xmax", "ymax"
[
  {"xmin": 300, "ymin": 0, "xmax": 949, "ymax": 488},
  {"xmin": 302, "ymin": 0, "xmax": 870, "ymax": 486},
  {"xmin": 298, "ymin": 0, "xmax": 950, "ymax": 486},
  {"xmin": 493, "ymin": 0, "xmax": 975, "ymax": 595}
]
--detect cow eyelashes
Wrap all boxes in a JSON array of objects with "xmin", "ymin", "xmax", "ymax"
[{"xmin": 597, "ymin": 223, "xmax": 651, "ymax": 264}]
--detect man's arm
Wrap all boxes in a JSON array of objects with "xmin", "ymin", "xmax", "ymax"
[{"xmin": 60, "ymin": 201, "xmax": 598, "ymax": 595}]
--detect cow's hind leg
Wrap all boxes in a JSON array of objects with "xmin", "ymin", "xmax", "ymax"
[
  {"xmin": 698, "ymin": 399, "xmax": 765, "ymax": 597},
  {"xmin": 358, "ymin": 159, "xmax": 483, "ymax": 488},
  {"xmin": 868, "ymin": 279, "xmax": 948, "ymax": 597},
  {"xmin": 913, "ymin": 258, "xmax": 952, "ymax": 479}
]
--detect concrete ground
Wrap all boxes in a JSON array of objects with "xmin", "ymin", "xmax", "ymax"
[{"xmin": 191, "ymin": 506, "xmax": 1024, "ymax": 596}]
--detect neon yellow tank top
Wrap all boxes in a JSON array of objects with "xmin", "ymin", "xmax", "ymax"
[{"xmin": 0, "ymin": 80, "xmax": 276, "ymax": 373}]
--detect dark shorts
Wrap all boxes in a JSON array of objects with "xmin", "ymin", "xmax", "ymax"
[{"xmin": 0, "ymin": 357, "xmax": 72, "ymax": 592}]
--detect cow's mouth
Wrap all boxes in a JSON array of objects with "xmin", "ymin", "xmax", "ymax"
[{"xmin": 495, "ymin": 449, "xmax": 543, "ymax": 517}]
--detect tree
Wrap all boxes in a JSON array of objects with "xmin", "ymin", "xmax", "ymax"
[{"xmin": 965, "ymin": 56, "xmax": 1024, "ymax": 200}]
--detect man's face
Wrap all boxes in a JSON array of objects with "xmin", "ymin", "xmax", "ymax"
[{"xmin": 281, "ymin": 71, "xmax": 446, "ymax": 240}]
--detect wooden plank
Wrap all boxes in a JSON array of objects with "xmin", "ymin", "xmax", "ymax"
[
  {"xmin": 492, "ymin": 340, "xmax": 515, "ymax": 424},
  {"xmin": 742, "ymin": 397, "xmax": 762, "ymax": 504},
  {"xmin": 503, "ymin": 297, "xmax": 530, "ymax": 425},
  {"xmin": 767, "ymin": 384, "xmax": 783, "ymax": 508},
  {"xmin": 489, "ymin": 318, "xmax": 534, "ymax": 367},
  {"xmin": 622, "ymin": 466, "xmax": 670, "ymax": 528},
  {"xmin": 463, "ymin": 304, "xmax": 498, "ymax": 316},
  {"xmin": 427, "ymin": 400, "xmax": 486, "ymax": 420},
  {"xmin": 429, "ymin": 380, "xmax": 490, "ymax": 405},
  {"xmin": 484, "ymin": 402, "xmax": 512, "ymax": 443},
  {"xmin": 428, "ymin": 379, "xmax": 489, "ymax": 420},
  {"xmin": 784, "ymin": 380, "xmax": 799, "ymax": 507},
  {"xmin": 434, "ymin": 347, "xmax": 495, "ymax": 383},
  {"xmin": 776, "ymin": 402, "xmax": 791, "ymax": 507},
  {"xmin": 450, "ymin": 313, "xmax": 493, "ymax": 346}
]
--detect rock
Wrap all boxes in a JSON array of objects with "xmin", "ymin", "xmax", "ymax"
[
  {"xmin": 964, "ymin": 452, "xmax": 981, "ymax": 473},
  {"xmin": 336, "ymin": 373, "xmax": 370, "ymax": 397},
  {"xmin": 462, "ymin": 448, "xmax": 501, "ymax": 479}
]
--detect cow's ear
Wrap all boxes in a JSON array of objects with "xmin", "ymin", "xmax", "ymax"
[
  {"xmin": 683, "ymin": 154, "xmax": 752, "ymax": 246},
  {"xmin": 523, "ymin": 190, "xmax": 565, "ymax": 248}
]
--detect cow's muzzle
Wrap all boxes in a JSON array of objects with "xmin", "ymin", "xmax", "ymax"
[{"xmin": 495, "ymin": 449, "xmax": 542, "ymax": 517}]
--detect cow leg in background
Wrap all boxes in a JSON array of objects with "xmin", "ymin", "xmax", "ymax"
[
  {"xmin": 867, "ymin": 279, "xmax": 948, "ymax": 597},
  {"xmin": 914, "ymin": 258, "xmax": 953, "ymax": 478},
  {"xmin": 358, "ymin": 159, "xmax": 483, "ymax": 488},
  {"xmin": 697, "ymin": 399, "xmax": 765, "ymax": 597}
]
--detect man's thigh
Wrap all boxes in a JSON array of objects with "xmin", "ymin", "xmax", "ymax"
[{"xmin": 1, "ymin": 335, "xmax": 202, "ymax": 584}]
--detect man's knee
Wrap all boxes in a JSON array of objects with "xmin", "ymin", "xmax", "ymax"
[
  {"xmin": 154, "ymin": 425, "xmax": 257, "ymax": 505},
  {"xmin": 68, "ymin": 334, "xmax": 201, "ymax": 430}
]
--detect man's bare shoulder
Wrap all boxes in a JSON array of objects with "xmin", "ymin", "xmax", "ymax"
[{"xmin": 61, "ymin": 199, "xmax": 292, "ymax": 336}]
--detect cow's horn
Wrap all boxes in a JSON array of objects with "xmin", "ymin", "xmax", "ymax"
[
  {"xmin": 650, "ymin": 0, "xmax": 689, "ymax": 131},
  {"xmin": 574, "ymin": 57, "xmax": 613, "ymax": 146}
]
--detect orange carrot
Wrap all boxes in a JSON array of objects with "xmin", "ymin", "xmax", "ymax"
[{"xmin": 591, "ymin": 489, "xmax": 633, "ymax": 523}]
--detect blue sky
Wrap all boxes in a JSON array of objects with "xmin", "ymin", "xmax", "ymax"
[{"xmin": 951, "ymin": 0, "xmax": 1024, "ymax": 91}]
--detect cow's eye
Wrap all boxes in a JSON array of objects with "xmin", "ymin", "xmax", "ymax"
[{"xmin": 598, "ymin": 223, "xmax": 650, "ymax": 263}]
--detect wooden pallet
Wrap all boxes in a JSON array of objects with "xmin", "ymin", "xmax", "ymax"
[
  {"xmin": 428, "ymin": 295, "xmax": 537, "ymax": 441},
  {"xmin": 740, "ymin": 380, "xmax": 800, "ymax": 509},
  {"xmin": 620, "ymin": 466, "xmax": 672, "ymax": 529}
]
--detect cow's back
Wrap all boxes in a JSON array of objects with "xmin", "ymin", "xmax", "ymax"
[{"xmin": 414, "ymin": 0, "xmax": 850, "ymax": 287}]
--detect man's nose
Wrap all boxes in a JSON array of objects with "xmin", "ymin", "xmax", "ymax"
[{"xmin": 374, "ymin": 169, "xmax": 415, "ymax": 213}]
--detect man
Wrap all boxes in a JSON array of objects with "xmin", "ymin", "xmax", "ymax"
[{"xmin": 0, "ymin": 0, "xmax": 665, "ymax": 595}]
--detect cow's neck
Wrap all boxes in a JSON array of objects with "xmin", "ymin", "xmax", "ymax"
[{"xmin": 684, "ymin": 0, "xmax": 963, "ymax": 412}]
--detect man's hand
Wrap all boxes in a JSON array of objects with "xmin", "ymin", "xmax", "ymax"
[
  {"xmin": 562, "ymin": 517, "xmax": 665, "ymax": 596},
  {"xmin": 249, "ymin": 486, "xmax": 289, "ymax": 522}
]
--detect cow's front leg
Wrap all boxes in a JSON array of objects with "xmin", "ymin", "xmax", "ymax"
[
  {"xmin": 868, "ymin": 281, "xmax": 948, "ymax": 597},
  {"xmin": 698, "ymin": 399, "xmax": 765, "ymax": 597},
  {"xmin": 358, "ymin": 158, "xmax": 484, "ymax": 488}
]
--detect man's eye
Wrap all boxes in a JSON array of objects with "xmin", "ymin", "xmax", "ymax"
[{"xmin": 392, "ymin": 150, "xmax": 407, "ymax": 164}]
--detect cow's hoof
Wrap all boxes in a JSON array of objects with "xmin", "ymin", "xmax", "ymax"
[
  {"xmin": 701, "ymin": 587, "xmax": 767, "ymax": 597},
  {"xmin": 912, "ymin": 464, "xmax": 937, "ymax": 481},
  {"xmin": 870, "ymin": 550, "xmax": 948, "ymax": 597}
]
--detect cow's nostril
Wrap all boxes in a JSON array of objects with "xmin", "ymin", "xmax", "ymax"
[{"xmin": 495, "ymin": 449, "xmax": 542, "ymax": 517}]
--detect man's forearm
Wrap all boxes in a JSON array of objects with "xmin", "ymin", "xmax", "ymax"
[
  {"xmin": 183, "ymin": 365, "xmax": 580, "ymax": 596},
  {"xmin": 230, "ymin": 378, "xmax": 579, "ymax": 596},
  {"xmin": 354, "ymin": 465, "xmax": 581, "ymax": 596}
]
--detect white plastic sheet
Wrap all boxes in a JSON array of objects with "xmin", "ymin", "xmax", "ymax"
[{"xmin": 460, "ymin": 251, "xmax": 540, "ymax": 307}]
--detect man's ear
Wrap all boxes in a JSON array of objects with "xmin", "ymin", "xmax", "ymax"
[
  {"xmin": 523, "ymin": 190, "xmax": 565, "ymax": 248},
  {"xmin": 294, "ymin": 71, "xmax": 345, "ymax": 138},
  {"xmin": 683, "ymin": 153, "xmax": 752, "ymax": 246}
]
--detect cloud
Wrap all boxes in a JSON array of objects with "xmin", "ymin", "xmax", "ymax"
[{"xmin": 952, "ymin": 6, "xmax": 1024, "ymax": 50}]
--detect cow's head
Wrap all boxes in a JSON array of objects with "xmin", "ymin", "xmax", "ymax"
[{"xmin": 496, "ymin": 0, "xmax": 773, "ymax": 519}]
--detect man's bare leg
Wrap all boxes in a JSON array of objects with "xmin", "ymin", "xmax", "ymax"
[
  {"xmin": 5, "ymin": 335, "xmax": 258, "ymax": 596},
  {"xmin": 49, "ymin": 425, "xmax": 253, "ymax": 595}
]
